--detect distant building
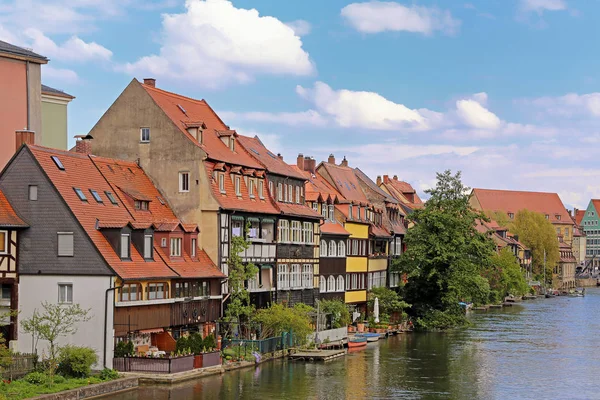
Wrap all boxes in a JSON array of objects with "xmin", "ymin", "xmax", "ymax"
[
  {"xmin": 0, "ymin": 40, "xmax": 47, "ymax": 168},
  {"xmin": 41, "ymin": 85, "xmax": 74, "ymax": 150},
  {"xmin": 580, "ymin": 200, "xmax": 600, "ymax": 269}
]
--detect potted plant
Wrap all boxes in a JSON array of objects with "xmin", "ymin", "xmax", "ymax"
[{"xmin": 191, "ymin": 333, "xmax": 221, "ymax": 369}]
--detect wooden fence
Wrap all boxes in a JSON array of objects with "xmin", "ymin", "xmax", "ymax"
[
  {"xmin": 113, "ymin": 355, "xmax": 194, "ymax": 374},
  {"xmin": 4, "ymin": 353, "xmax": 36, "ymax": 379}
]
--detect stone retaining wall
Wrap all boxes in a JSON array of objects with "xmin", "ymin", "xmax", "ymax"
[
  {"xmin": 30, "ymin": 377, "xmax": 138, "ymax": 400},
  {"xmin": 576, "ymin": 277, "xmax": 596, "ymax": 287}
]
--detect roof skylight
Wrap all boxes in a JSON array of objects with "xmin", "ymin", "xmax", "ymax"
[{"xmin": 51, "ymin": 156, "xmax": 65, "ymax": 170}]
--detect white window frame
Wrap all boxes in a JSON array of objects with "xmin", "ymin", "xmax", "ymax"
[
  {"xmin": 58, "ymin": 232, "xmax": 74, "ymax": 257},
  {"xmin": 288, "ymin": 185, "xmax": 293, "ymax": 203},
  {"xmin": 302, "ymin": 264, "xmax": 312, "ymax": 288},
  {"xmin": 303, "ymin": 222, "xmax": 313, "ymax": 244},
  {"xmin": 336, "ymin": 275, "xmax": 344, "ymax": 292},
  {"xmin": 179, "ymin": 172, "xmax": 190, "ymax": 193},
  {"xmin": 278, "ymin": 264, "xmax": 289, "ymax": 290},
  {"xmin": 120, "ymin": 234, "xmax": 130, "ymax": 259},
  {"xmin": 328, "ymin": 241, "xmax": 337, "ymax": 257},
  {"xmin": 291, "ymin": 264, "xmax": 302, "ymax": 289},
  {"xmin": 291, "ymin": 221, "xmax": 302, "ymax": 243},
  {"xmin": 312, "ymin": 202, "xmax": 318, "ymax": 212},
  {"xmin": 259, "ymin": 180, "xmax": 264, "ymax": 199},
  {"xmin": 191, "ymin": 238, "xmax": 197, "ymax": 257},
  {"xmin": 170, "ymin": 237, "xmax": 182, "ymax": 257},
  {"xmin": 277, "ymin": 183, "xmax": 283, "ymax": 201},
  {"xmin": 249, "ymin": 179, "xmax": 255, "ymax": 198},
  {"xmin": 235, "ymin": 176, "xmax": 241, "ymax": 196},
  {"xmin": 320, "ymin": 240, "xmax": 327, "ymax": 257},
  {"xmin": 352, "ymin": 239, "xmax": 358, "ymax": 256},
  {"xmin": 58, "ymin": 283, "xmax": 73, "ymax": 304},
  {"xmin": 278, "ymin": 220, "xmax": 290, "ymax": 243},
  {"xmin": 338, "ymin": 241, "xmax": 345, "ymax": 256},
  {"xmin": 328, "ymin": 205, "xmax": 335, "ymax": 221},
  {"xmin": 0, "ymin": 231, "xmax": 7, "ymax": 255},
  {"xmin": 295, "ymin": 187, "xmax": 300, "ymax": 204},
  {"xmin": 140, "ymin": 127, "xmax": 150, "ymax": 142},
  {"xmin": 219, "ymin": 173, "xmax": 225, "ymax": 193},
  {"xmin": 320, "ymin": 276, "xmax": 327, "ymax": 292},
  {"xmin": 321, "ymin": 204, "xmax": 327, "ymax": 219},
  {"xmin": 327, "ymin": 275, "xmax": 335, "ymax": 292},
  {"xmin": 144, "ymin": 234, "xmax": 153, "ymax": 259}
]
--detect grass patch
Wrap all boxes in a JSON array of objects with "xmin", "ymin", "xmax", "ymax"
[{"xmin": 0, "ymin": 376, "xmax": 106, "ymax": 400}]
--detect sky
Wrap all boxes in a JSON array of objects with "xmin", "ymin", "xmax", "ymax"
[{"xmin": 1, "ymin": 0, "xmax": 599, "ymax": 209}]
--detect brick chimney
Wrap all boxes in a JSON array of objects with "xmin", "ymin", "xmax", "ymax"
[
  {"xmin": 383, "ymin": 174, "xmax": 389, "ymax": 183},
  {"xmin": 143, "ymin": 78, "xmax": 156, "ymax": 87},
  {"xmin": 15, "ymin": 130, "xmax": 35, "ymax": 151},
  {"xmin": 304, "ymin": 156, "xmax": 316, "ymax": 174},
  {"xmin": 328, "ymin": 154, "xmax": 335, "ymax": 164},
  {"xmin": 74, "ymin": 134, "xmax": 93, "ymax": 155},
  {"xmin": 297, "ymin": 153, "xmax": 304, "ymax": 170},
  {"xmin": 277, "ymin": 153, "xmax": 283, "ymax": 161},
  {"xmin": 376, "ymin": 176, "xmax": 382, "ymax": 186},
  {"xmin": 340, "ymin": 156, "xmax": 348, "ymax": 167},
  {"xmin": 393, "ymin": 175, "xmax": 398, "ymax": 180}
]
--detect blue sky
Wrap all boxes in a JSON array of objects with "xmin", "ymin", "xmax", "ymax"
[{"xmin": 1, "ymin": 0, "xmax": 598, "ymax": 209}]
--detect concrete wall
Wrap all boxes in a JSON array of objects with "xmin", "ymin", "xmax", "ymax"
[
  {"xmin": 0, "ymin": 57, "xmax": 27, "ymax": 169},
  {"xmin": 88, "ymin": 80, "xmax": 221, "ymax": 263},
  {"xmin": 18, "ymin": 275, "xmax": 114, "ymax": 369},
  {"xmin": 28, "ymin": 62, "xmax": 42, "ymax": 142},
  {"xmin": 308, "ymin": 327, "xmax": 347, "ymax": 343},
  {"xmin": 41, "ymin": 97, "xmax": 68, "ymax": 150}
]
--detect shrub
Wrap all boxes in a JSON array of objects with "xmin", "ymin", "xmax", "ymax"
[
  {"xmin": 175, "ymin": 336, "xmax": 189, "ymax": 354},
  {"xmin": 25, "ymin": 371, "xmax": 47, "ymax": 384},
  {"xmin": 203, "ymin": 335, "xmax": 216, "ymax": 350},
  {"xmin": 53, "ymin": 375, "xmax": 66, "ymax": 384},
  {"xmin": 99, "ymin": 368, "xmax": 120, "ymax": 381},
  {"xmin": 57, "ymin": 346, "xmax": 98, "ymax": 378},
  {"xmin": 188, "ymin": 333, "xmax": 204, "ymax": 355},
  {"xmin": 114, "ymin": 341, "xmax": 134, "ymax": 358}
]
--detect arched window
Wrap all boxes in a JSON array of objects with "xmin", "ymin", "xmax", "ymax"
[
  {"xmin": 320, "ymin": 276, "xmax": 327, "ymax": 292},
  {"xmin": 338, "ymin": 241, "xmax": 345, "ymax": 256},
  {"xmin": 328, "ymin": 241, "xmax": 337, "ymax": 257},
  {"xmin": 327, "ymin": 276, "xmax": 336, "ymax": 292},
  {"xmin": 336, "ymin": 275, "xmax": 344, "ymax": 292},
  {"xmin": 320, "ymin": 240, "xmax": 327, "ymax": 257}
]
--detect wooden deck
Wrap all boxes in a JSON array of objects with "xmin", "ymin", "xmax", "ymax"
[{"xmin": 288, "ymin": 349, "xmax": 346, "ymax": 362}]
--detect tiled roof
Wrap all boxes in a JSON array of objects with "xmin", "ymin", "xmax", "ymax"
[
  {"xmin": 0, "ymin": 189, "xmax": 28, "ymax": 228},
  {"xmin": 0, "ymin": 40, "xmax": 47, "ymax": 63},
  {"xmin": 141, "ymin": 82, "xmax": 262, "ymax": 169},
  {"xmin": 353, "ymin": 168, "xmax": 397, "ymax": 204},
  {"xmin": 291, "ymin": 166, "xmax": 343, "ymax": 203},
  {"xmin": 277, "ymin": 202, "xmax": 322, "ymax": 219},
  {"xmin": 204, "ymin": 161, "xmax": 279, "ymax": 215},
  {"xmin": 155, "ymin": 247, "xmax": 224, "ymax": 279},
  {"xmin": 575, "ymin": 210, "xmax": 585, "ymax": 226},
  {"xmin": 370, "ymin": 224, "xmax": 391, "ymax": 238},
  {"xmin": 319, "ymin": 162, "xmax": 368, "ymax": 204},
  {"xmin": 237, "ymin": 135, "xmax": 306, "ymax": 180},
  {"xmin": 472, "ymin": 188, "xmax": 572, "ymax": 225},
  {"xmin": 320, "ymin": 221, "xmax": 350, "ymax": 236},
  {"xmin": 389, "ymin": 220, "xmax": 407, "ymax": 235},
  {"xmin": 42, "ymin": 84, "xmax": 74, "ymax": 99},
  {"xmin": 381, "ymin": 175, "xmax": 423, "ymax": 206}
]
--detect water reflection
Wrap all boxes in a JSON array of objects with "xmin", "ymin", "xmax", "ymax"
[{"xmin": 103, "ymin": 289, "xmax": 600, "ymax": 399}]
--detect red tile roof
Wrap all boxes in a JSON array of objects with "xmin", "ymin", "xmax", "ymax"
[
  {"xmin": 291, "ymin": 166, "xmax": 343, "ymax": 203},
  {"xmin": 205, "ymin": 161, "xmax": 279, "ymax": 215},
  {"xmin": 472, "ymin": 188, "xmax": 572, "ymax": 225},
  {"xmin": 141, "ymin": 82, "xmax": 262, "ymax": 169},
  {"xmin": 237, "ymin": 135, "xmax": 306, "ymax": 180},
  {"xmin": 0, "ymin": 189, "xmax": 27, "ymax": 228},
  {"xmin": 319, "ymin": 162, "xmax": 368, "ymax": 204},
  {"xmin": 278, "ymin": 202, "xmax": 322, "ymax": 219},
  {"xmin": 575, "ymin": 210, "xmax": 585, "ymax": 226},
  {"xmin": 156, "ymin": 247, "xmax": 224, "ymax": 279},
  {"xmin": 381, "ymin": 175, "xmax": 423, "ymax": 206},
  {"xmin": 26, "ymin": 145, "xmax": 221, "ymax": 280},
  {"xmin": 320, "ymin": 221, "xmax": 350, "ymax": 236},
  {"xmin": 370, "ymin": 225, "xmax": 391, "ymax": 238}
]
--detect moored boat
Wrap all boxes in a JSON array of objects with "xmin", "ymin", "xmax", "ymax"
[
  {"xmin": 355, "ymin": 333, "xmax": 380, "ymax": 342},
  {"xmin": 348, "ymin": 337, "xmax": 367, "ymax": 348}
]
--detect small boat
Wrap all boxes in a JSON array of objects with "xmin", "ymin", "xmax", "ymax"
[
  {"xmin": 459, "ymin": 302, "xmax": 473, "ymax": 311},
  {"xmin": 355, "ymin": 333, "xmax": 380, "ymax": 342},
  {"xmin": 348, "ymin": 337, "xmax": 367, "ymax": 348},
  {"xmin": 569, "ymin": 288, "xmax": 585, "ymax": 297}
]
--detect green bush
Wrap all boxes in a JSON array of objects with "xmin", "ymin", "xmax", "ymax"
[
  {"xmin": 99, "ymin": 368, "xmax": 119, "ymax": 381},
  {"xmin": 203, "ymin": 335, "xmax": 216, "ymax": 350},
  {"xmin": 53, "ymin": 375, "xmax": 66, "ymax": 384},
  {"xmin": 175, "ymin": 336, "xmax": 189, "ymax": 353},
  {"xmin": 188, "ymin": 333, "xmax": 204, "ymax": 355},
  {"xmin": 114, "ymin": 341, "xmax": 134, "ymax": 358},
  {"xmin": 57, "ymin": 346, "xmax": 98, "ymax": 378},
  {"xmin": 24, "ymin": 372, "xmax": 47, "ymax": 384},
  {"xmin": 415, "ymin": 309, "xmax": 469, "ymax": 331}
]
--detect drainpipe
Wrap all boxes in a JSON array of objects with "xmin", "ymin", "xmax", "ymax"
[
  {"xmin": 104, "ymin": 284, "xmax": 122, "ymax": 369},
  {"xmin": 26, "ymin": 61, "xmax": 30, "ymax": 130}
]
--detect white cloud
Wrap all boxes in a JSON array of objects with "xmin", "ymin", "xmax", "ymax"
[
  {"xmin": 285, "ymin": 20, "xmax": 311, "ymax": 36},
  {"xmin": 519, "ymin": 0, "xmax": 567, "ymax": 14},
  {"xmin": 341, "ymin": 1, "xmax": 460, "ymax": 36},
  {"xmin": 24, "ymin": 29, "xmax": 112, "ymax": 62},
  {"xmin": 456, "ymin": 99, "xmax": 501, "ymax": 129},
  {"xmin": 296, "ymin": 81, "xmax": 429, "ymax": 131},
  {"xmin": 122, "ymin": 0, "xmax": 314, "ymax": 88},
  {"xmin": 42, "ymin": 65, "xmax": 79, "ymax": 84},
  {"xmin": 220, "ymin": 110, "xmax": 327, "ymax": 127},
  {"xmin": 519, "ymin": 92, "xmax": 600, "ymax": 118}
]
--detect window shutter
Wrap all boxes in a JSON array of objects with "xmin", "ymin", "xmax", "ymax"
[{"xmin": 57, "ymin": 233, "xmax": 74, "ymax": 256}]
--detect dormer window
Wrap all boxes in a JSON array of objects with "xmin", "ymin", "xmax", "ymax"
[
  {"xmin": 357, "ymin": 206, "xmax": 361, "ymax": 220},
  {"xmin": 134, "ymin": 200, "xmax": 149, "ymax": 210},
  {"xmin": 349, "ymin": 205, "xmax": 353, "ymax": 219},
  {"xmin": 259, "ymin": 180, "xmax": 264, "ymax": 199},
  {"xmin": 328, "ymin": 205, "xmax": 335, "ymax": 221},
  {"xmin": 170, "ymin": 237, "xmax": 182, "ymax": 257},
  {"xmin": 191, "ymin": 238, "xmax": 197, "ymax": 257},
  {"xmin": 288, "ymin": 184, "xmax": 293, "ymax": 203},
  {"xmin": 219, "ymin": 173, "xmax": 225, "ymax": 193},
  {"xmin": 277, "ymin": 183, "xmax": 283, "ymax": 201},
  {"xmin": 545, "ymin": 214, "xmax": 549, "ymax": 220},
  {"xmin": 230, "ymin": 137, "xmax": 235, "ymax": 151},
  {"xmin": 295, "ymin": 187, "xmax": 300, "ymax": 204},
  {"xmin": 249, "ymin": 179, "xmax": 255, "ymax": 198},
  {"xmin": 556, "ymin": 215, "xmax": 561, "ymax": 221},
  {"xmin": 508, "ymin": 213, "xmax": 514, "ymax": 219},
  {"xmin": 321, "ymin": 204, "xmax": 327, "ymax": 218},
  {"xmin": 235, "ymin": 176, "xmax": 241, "ymax": 196},
  {"xmin": 144, "ymin": 234, "xmax": 153, "ymax": 259},
  {"xmin": 120, "ymin": 234, "xmax": 130, "ymax": 259}
]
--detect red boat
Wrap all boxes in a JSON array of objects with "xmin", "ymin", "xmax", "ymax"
[{"xmin": 348, "ymin": 337, "xmax": 367, "ymax": 348}]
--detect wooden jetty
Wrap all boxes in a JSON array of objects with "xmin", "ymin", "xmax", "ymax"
[
  {"xmin": 288, "ymin": 349, "xmax": 346, "ymax": 362},
  {"xmin": 489, "ymin": 304, "xmax": 503, "ymax": 308}
]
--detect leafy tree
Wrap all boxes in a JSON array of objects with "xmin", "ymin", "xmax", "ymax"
[
  {"xmin": 483, "ymin": 247, "xmax": 530, "ymax": 303},
  {"xmin": 395, "ymin": 170, "xmax": 496, "ymax": 329},
  {"xmin": 367, "ymin": 287, "xmax": 410, "ymax": 322},
  {"xmin": 485, "ymin": 210, "xmax": 513, "ymax": 229},
  {"xmin": 21, "ymin": 302, "xmax": 91, "ymax": 377},
  {"xmin": 318, "ymin": 299, "xmax": 350, "ymax": 329},
  {"xmin": 223, "ymin": 223, "xmax": 259, "ymax": 335},
  {"xmin": 510, "ymin": 209, "xmax": 559, "ymax": 284},
  {"xmin": 253, "ymin": 303, "xmax": 313, "ymax": 345}
]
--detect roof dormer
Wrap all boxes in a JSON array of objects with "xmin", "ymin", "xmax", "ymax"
[{"xmin": 184, "ymin": 121, "xmax": 207, "ymax": 144}]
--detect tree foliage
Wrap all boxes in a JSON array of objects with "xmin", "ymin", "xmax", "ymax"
[
  {"xmin": 253, "ymin": 303, "xmax": 313, "ymax": 345},
  {"xmin": 510, "ymin": 209, "xmax": 559, "ymax": 283},
  {"xmin": 224, "ymin": 223, "xmax": 259, "ymax": 326},
  {"xmin": 395, "ymin": 170, "xmax": 496, "ymax": 329},
  {"xmin": 318, "ymin": 299, "xmax": 350, "ymax": 329},
  {"xmin": 367, "ymin": 287, "xmax": 410, "ymax": 322},
  {"xmin": 482, "ymin": 247, "xmax": 530, "ymax": 303}
]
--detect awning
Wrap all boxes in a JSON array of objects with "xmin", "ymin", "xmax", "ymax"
[
  {"xmin": 231, "ymin": 215, "xmax": 244, "ymax": 221},
  {"xmin": 247, "ymin": 217, "xmax": 260, "ymax": 222},
  {"xmin": 138, "ymin": 328, "xmax": 164, "ymax": 334},
  {"xmin": 261, "ymin": 218, "xmax": 275, "ymax": 223},
  {"xmin": 260, "ymin": 264, "xmax": 273, "ymax": 270}
]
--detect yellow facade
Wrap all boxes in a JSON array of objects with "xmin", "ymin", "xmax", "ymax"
[
  {"xmin": 345, "ymin": 290, "xmax": 367, "ymax": 303},
  {"xmin": 345, "ymin": 222, "xmax": 369, "ymax": 239},
  {"xmin": 368, "ymin": 258, "xmax": 387, "ymax": 272},
  {"xmin": 114, "ymin": 278, "xmax": 172, "ymax": 302},
  {"xmin": 347, "ymin": 257, "xmax": 368, "ymax": 272}
]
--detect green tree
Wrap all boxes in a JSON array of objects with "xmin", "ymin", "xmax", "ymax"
[
  {"xmin": 510, "ymin": 209, "xmax": 559, "ymax": 284},
  {"xmin": 485, "ymin": 210, "xmax": 513, "ymax": 229},
  {"xmin": 318, "ymin": 299, "xmax": 350, "ymax": 329},
  {"xmin": 253, "ymin": 303, "xmax": 313, "ymax": 345},
  {"xmin": 367, "ymin": 287, "xmax": 410, "ymax": 322},
  {"xmin": 483, "ymin": 247, "xmax": 530, "ymax": 303},
  {"xmin": 223, "ymin": 223, "xmax": 259, "ymax": 335},
  {"xmin": 395, "ymin": 170, "xmax": 496, "ymax": 330}
]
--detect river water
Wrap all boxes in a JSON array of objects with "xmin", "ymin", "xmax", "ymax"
[{"xmin": 104, "ymin": 289, "xmax": 600, "ymax": 400}]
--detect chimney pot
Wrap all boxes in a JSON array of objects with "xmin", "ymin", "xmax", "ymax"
[
  {"xmin": 340, "ymin": 156, "xmax": 348, "ymax": 167},
  {"xmin": 15, "ymin": 130, "xmax": 35, "ymax": 151},
  {"xmin": 75, "ymin": 136, "xmax": 93, "ymax": 155},
  {"xmin": 143, "ymin": 78, "xmax": 156, "ymax": 87},
  {"xmin": 328, "ymin": 154, "xmax": 335, "ymax": 164},
  {"xmin": 297, "ymin": 153, "xmax": 305, "ymax": 170},
  {"xmin": 376, "ymin": 176, "xmax": 382, "ymax": 186},
  {"xmin": 383, "ymin": 175, "xmax": 389, "ymax": 183},
  {"xmin": 304, "ymin": 156, "xmax": 316, "ymax": 173},
  {"xmin": 393, "ymin": 175, "xmax": 398, "ymax": 180}
]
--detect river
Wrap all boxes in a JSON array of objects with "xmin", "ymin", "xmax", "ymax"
[{"xmin": 103, "ymin": 289, "xmax": 600, "ymax": 399}]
